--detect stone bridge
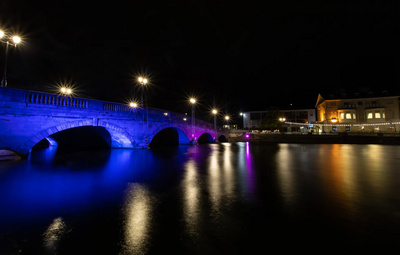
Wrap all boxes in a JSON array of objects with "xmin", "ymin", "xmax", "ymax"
[{"xmin": 0, "ymin": 87, "xmax": 228, "ymax": 155}]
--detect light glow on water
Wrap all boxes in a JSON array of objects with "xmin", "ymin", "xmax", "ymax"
[
  {"xmin": 183, "ymin": 160, "xmax": 200, "ymax": 236},
  {"xmin": 43, "ymin": 217, "xmax": 67, "ymax": 253},
  {"xmin": 123, "ymin": 184, "xmax": 152, "ymax": 255}
]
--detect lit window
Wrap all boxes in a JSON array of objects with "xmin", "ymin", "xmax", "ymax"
[
  {"xmin": 375, "ymin": 112, "xmax": 381, "ymax": 118},
  {"xmin": 353, "ymin": 113, "xmax": 356, "ymax": 119},
  {"xmin": 367, "ymin": 112, "xmax": 373, "ymax": 119},
  {"xmin": 382, "ymin": 112, "xmax": 385, "ymax": 118},
  {"xmin": 339, "ymin": 112, "xmax": 344, "ymax": 119},
  {"xmin": 346, "ymin": 113, "xmax": 352, "ymax": 119}
]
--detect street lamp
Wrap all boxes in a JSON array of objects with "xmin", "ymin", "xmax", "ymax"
[
  {"xmin": 129, "ymin": 102, "xmax": 138, "ymax": 115},
  {"xmin": 190, "ymin": 98, "xmax": 196, "ymax": 140},
  {"xmin": 212, "ymin": 109, "xmax": 217, "ymax": 138},
  {"xmin": 225, "ymin": 115, "xmax": 229, "ymax": 129},
  {"xmin": 240, "ymin": 112, "xmax": 243, "ymax": 129},
  {"xmin": 138, "ymin": 77, "xmax": 148, "ymax": 121},
  {"xmin": 138, "ymin": 77, "xmax": 148, "ymax": 107},
  {"xmin": 0, "ymin": 31, "xmax": 21, "ymax": 87},
  {"xmin": 60, "ymin": 87, "xmax": 72, "ymax": 95}
]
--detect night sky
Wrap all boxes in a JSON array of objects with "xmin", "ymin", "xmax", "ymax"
[{"xmin": 0, "ymin": 1, "xmax": 397, "ymax": 123}]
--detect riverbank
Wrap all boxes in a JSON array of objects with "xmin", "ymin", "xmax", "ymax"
[{"xmin": 228, "ymin": 133, "xmax": 400, "ymax": 145}]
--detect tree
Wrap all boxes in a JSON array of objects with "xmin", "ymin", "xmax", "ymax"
[{"xmin": 260, "ymin": 107, "xmax": 284, "ymax": 130}]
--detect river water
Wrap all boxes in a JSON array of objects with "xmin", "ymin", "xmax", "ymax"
[{"xmin": 1, "ymin": 143, "xmax": 400, "ymax": 254}]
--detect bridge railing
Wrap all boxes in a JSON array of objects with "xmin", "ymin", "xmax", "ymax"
[
  {"xmin": 103, "ymin": 102, "xmax": 132, "ymax": 112},
  {"xmin": 27, "ymin": 91, "xmax": 88, "ymax": 108},
  {"xmin": 0, "ymin": 87, "xmax": 215, "ymax": 129}
]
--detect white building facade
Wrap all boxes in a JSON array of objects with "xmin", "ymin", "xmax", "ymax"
[{"xmin": 242, "ymin": 109, "xmax": 316, "ymax": 130}]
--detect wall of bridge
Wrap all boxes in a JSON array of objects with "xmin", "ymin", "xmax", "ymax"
[{"xmin": 0, "ymin": 88, "xmax": 220, "ymax": 155}]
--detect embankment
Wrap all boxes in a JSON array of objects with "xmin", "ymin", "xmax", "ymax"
[{"xmin": 228, "ymin": 133, "xmax": 400, "ymax": 145}]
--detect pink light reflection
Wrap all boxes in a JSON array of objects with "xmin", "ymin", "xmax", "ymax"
[{"xmin": 246, "ymin": 142, "xmax": 255, "ymax": 192}]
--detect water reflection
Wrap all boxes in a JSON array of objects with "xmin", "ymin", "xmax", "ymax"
[
  {"xmin": 43, "ymin": 217, "xmax": 67, "ymax": 253},
  {"xmin": 244, "ymin": 142, "xmax": 256, "ymax": 196},
  {"xmin": 222, "ymin": 143, "xmax": 234, "ymax": 198},
  {"xmin": 2, "ymin": 144, "xmax": 400, "ymax": 253},
  {"xmin": 122, "ymin": 183, "xmax": 153, "ymax": 255},
  {"xmin": 365, "ymin": 145, "xmax": 387, "ymax": 196},
  {"xmin": 208, "ymin": 146, "xmax": 222, "ymax": 214},
  {"xmin": 182, "ymin": 160, "xmax": 200, "ymax": 236},
  {"xmin": 276, "ymin": 144, "xmax": 296, "ymax": 209}
]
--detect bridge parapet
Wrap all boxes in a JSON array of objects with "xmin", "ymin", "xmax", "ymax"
[{"xmin": 27, "ymin": 91, "xmax": 89, "ymax": 108}]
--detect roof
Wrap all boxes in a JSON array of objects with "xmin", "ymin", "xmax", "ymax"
[{"xmin": 316, "ymin": 92, "xmax": 400, "ymax": 107}]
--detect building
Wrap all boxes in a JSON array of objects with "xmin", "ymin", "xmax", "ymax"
[
  {"xmin": 242, "ymin": 109, "xmax": 316, "ymax": 131},
  {"xmin": 315, "ymin": 92, "xmax": 400, "ymax": 132}
]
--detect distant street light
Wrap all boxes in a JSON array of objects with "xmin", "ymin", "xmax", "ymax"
[
  {"xmin": 212, "ymin": 109, "xmax": 217, "ymax": 138},
  {"xmin": 129, "ymin": 102, "xmax": 138, "ymax": 115},
  {"xmin": 190, "ymin": 98, "xmax": 196, "ymax": 140},
  {"xmin": 279, "ymin": 117, "xmax": 286, "ymax": 122},
  {"xmin": 225, "ymin": 115, "xmax": 229, "ymax": 129},
  {"xmin": 138, "ymin": 77, "xmax": 148, "ymax": 107},
  {"xmin": 138, "ymin": 77, "xmax": 148, "ymax": 121},
  {"xmin": 0, "ymin": 30, "xmax": 21, "ymax": 87}
]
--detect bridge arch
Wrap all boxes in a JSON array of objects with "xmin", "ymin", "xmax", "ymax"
[
  {"xmin": 98, "ymin": 121, "xmax": 137, "ymax": 148},
  {"xmin": 197, "ymin": 132, "xmax": 214, "ymax": 144},
  {"xmin": 148, "ymin": 124, "xmax": 191, "ymax": 146},
  {"xmin": 17, "ymin": 120, "xmax": 136, "ymax": 154}
]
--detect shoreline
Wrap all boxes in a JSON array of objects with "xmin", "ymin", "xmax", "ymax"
[{"xmin": 227, "ymin": 133, "xmax": 400, "ymax": 145}]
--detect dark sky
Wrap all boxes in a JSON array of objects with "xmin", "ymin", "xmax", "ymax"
[{"xmin": 0, "ymin": 1, "xmax": 397, "ymax": 123}]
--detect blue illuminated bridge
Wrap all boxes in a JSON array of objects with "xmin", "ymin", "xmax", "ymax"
[{"xmin": 0, "ymin": 87, "xmax": 227, "ymax": 155}]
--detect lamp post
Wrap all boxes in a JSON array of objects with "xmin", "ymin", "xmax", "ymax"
[
  {"xmin": 0, "ymin": 31, "xmax": 21, "ymax": 87},
  {"xmin": 190, "ymin": 98, "xmax": 196, "ymax": 141},
  {"xmin": 240, "ymin": 112, "xmax": 243, "ymax": 129},
  {"xmin": 138, "ymin": 77, "xmax": 148, "ymax": 107},
  {"xmin": 212, "ymin": 109, "xmax": 217, "ymax": 139},
  {"xmin": 129, "ymin": 102, "xmax": 138, "ymax": 116},
  {"xmin": 225, "ymin": 116, "xmax": 230, "ymax": 129},
  {"xmin": 279, "ymin": 117, "xmax": 286, "ymax": 132},
  {"xmin": 138, "ymin": 77, "xmax": 148, "ymax": 121}
]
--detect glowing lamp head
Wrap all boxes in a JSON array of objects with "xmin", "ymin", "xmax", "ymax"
[
  {"xmin": 13, "ymin": 36, "xmax": 21, "ymax": 44},
  {"xmin": 212, "ymin": 109, "xmax": 217, "ymax": 114},
  {"xmin": 143, "ymin": 78, "xmax": 148, "ymax": 84},
  {"xmin": 225, "ymin": 116, "xmax": 229, "ymax": 120},
  {"xmin": 61, "ymin": 87, "xmax": 66, "ymax": 93},
  {"xmin": 183, "ymin": 118, "xmax": 187, "ymax": 121},
  {"xmin": 0, "ymin": 31, "xmax": 4, "ymax": 38},
  {"xmin": 240, "ymin": 112, "xmax": 243, "ymax": 116},
  {"xmin": 331, "ymin": 118, "xmax": 337, "ymax": 123},
  {"xmin": 138, "ymin": 77, "xmax": 143, "ymax": 82},
  {"xmin": 130, "ymin": 102, "xmax": 137, "ymax": 107},
  {"xmin": 190, "ymin": 98, "xmax": 196, "ymax": 104},
  {"xmin": 66, "ymin": 89, "xmax": 72, "ymax": 94},
  {"xmin": 283, "ymin": 118, "xmax": 286, "ymax": 121},
  {"xmin": 279, "ymin": 118, "xmax": 282, "ymax": 121},
  {"xmin": 246, "ymin": 134, "xmax": 249, "ymax": 138}
]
